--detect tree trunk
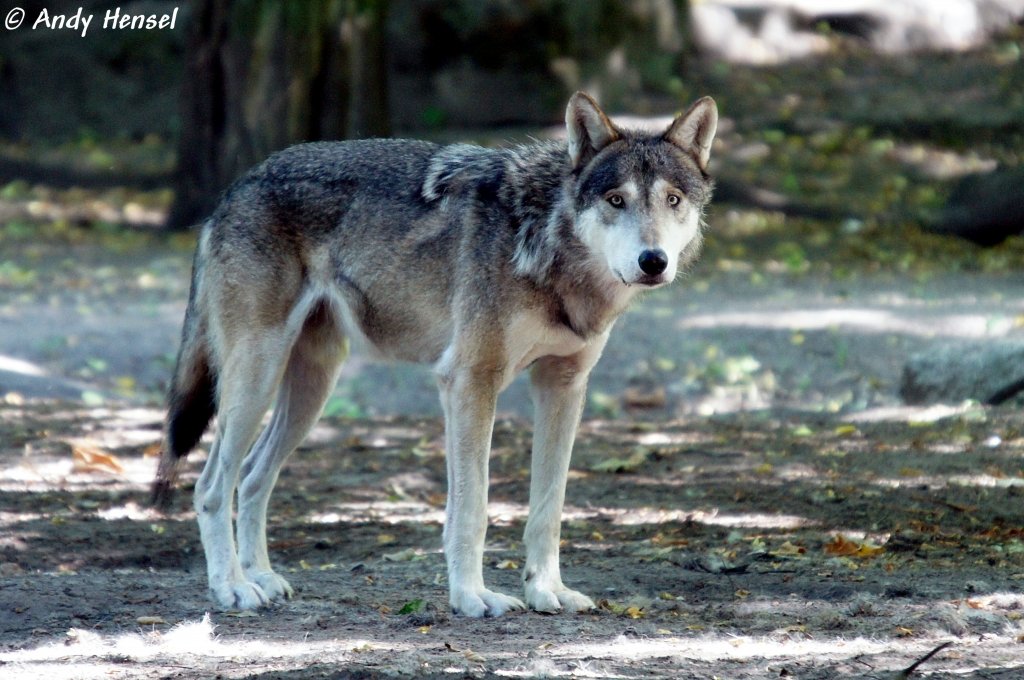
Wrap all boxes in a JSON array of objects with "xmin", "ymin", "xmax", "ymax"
[
  {"xmin": 345, "ymin": 0, "xmax": 390, "ymax": 139},
  {"xmin": 168, "ymin": 0, "xmax": 382, "ymax": 230}
]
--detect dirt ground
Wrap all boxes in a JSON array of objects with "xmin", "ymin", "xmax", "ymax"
[
  {"xmin": 4, "ymin": 257, "xmax": 1024, "ymax": 678},
  {"xmin": 4, "ymin": 43, "xmax": 1024, "ymax": 678}
]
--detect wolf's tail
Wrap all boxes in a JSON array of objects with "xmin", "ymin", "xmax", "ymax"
[{"xmin": 151, "ymin": 251, "xmax": 217, "ymax": 509}]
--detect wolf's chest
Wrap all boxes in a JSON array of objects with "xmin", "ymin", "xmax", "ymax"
[{"xmin": 504, "ymin": 311, "xmax": 590, "ymax": 384}]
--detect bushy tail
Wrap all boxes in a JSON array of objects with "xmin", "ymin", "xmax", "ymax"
[{"xmin": 151, "ymin": 276, "xmax": 217, "ymax": 509}]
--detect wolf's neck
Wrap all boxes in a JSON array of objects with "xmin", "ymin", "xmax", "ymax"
[
  {"xmin": 515, "ymin": 207, "xmax": 634, "ymax": 339},
  {"xmin": 504, "ymin": 142, "xmax": 637, "ymax": 338}
]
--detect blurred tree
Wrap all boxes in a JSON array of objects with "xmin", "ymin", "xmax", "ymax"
[
  {"xmin": 168, "ymin": 0, "xmax": 388, "ymax": 229},
  {"xmin": 168, "ymin": 0, "xmax": 691, "ymax": 229}
]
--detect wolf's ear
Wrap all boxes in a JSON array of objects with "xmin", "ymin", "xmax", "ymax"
[
  {"xmin": 566, "ymin": 92, "xmax": 620, "ymax": 169},
  {"xmin": 664, "ymin": 96, "xmax": 718, "ymax": 172}
]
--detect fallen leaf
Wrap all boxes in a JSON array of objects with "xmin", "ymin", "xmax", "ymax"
[
  {"xmin": 398, "ymin": 599, "xmax": 424, "ymax": 615},
  {"xmin": 622, "ymin": 387, "xmax": 667, "ymax": 409},
  {"xmin": 383, "ymin": 548, "xmax": 418, "ymax": 562},
  {"xmin": 71, "ymin": 443, "xmax": 124, "ymax": 475},
  {"xmin": 445, "ymin": 642, "xmax": 485, "ymax": 663},
  {"xmin": 625, "ymin": 606, "xmax": 644, "ymax": 619},
  {"xmin": 591, "ymin": 448, "xmax": 648, "ymax": 473},
  {"xmin": 136, "ymin": 616, "xmax": 165, "ymax": 625},
  {"xmin": 598, "ymin": 599, "xmax": 627, "ymax": 615},
  {"xmin": 771, "ymin": 541, "xmax": 806, "ymax": 557},
  {"xmin": 824, "ymin": 534, "xmax": 884, "ymax": 558},
  {"xmin": 494, "ymin": 559, "xmax": 518, "ymax": 570}
]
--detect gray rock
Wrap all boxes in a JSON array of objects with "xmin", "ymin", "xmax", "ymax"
[{"xmin": 901, "ymin": 340, "xmax": 1024, "ymax": 405}]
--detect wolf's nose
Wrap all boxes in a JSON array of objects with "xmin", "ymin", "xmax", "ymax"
[{"xmin": 638, "ymin": 249, "xmax": 668, "ymax": 276}]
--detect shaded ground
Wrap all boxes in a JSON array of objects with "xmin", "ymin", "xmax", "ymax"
[
  {"xmin": 4, "ymin": 42, "xmax": 1024, "ymax": 678},
  {"xmin": 4, "ymin": 402, "xmax": 1024, "ymax": 678}
]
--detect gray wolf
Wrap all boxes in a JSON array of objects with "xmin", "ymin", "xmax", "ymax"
[{"xmin": 152, "ymin": 92, "xmax": 718, "ymax": 617}]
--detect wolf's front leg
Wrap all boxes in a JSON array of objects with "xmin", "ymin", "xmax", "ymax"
[
  {"xmin": 523, "ymin": 344, "xmax": 608, "ymax": 613},
  {"xmin": 438, "ymin": 359, "xmax": 525, "ymax": 617}
]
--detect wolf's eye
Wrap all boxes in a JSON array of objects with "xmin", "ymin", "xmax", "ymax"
[
  {"xmin": 606, "ymin": 194, "xmax": 625, "ymax": 208},
  {"xmin": 667, "ymin": 194, "xmax": 681, "ymax": 208}
]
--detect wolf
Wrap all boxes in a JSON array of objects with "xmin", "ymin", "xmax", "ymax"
[{"xmin": 152, "ymin": 91, "xmax": 717, "ymax": 617}]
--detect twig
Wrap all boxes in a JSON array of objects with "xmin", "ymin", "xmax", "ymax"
[{"xmin": 898, "ymin": 641, "xmax": 953, "ymax": 678}]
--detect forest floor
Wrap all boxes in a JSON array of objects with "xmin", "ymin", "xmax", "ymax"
[{"xmin": 4, "ymin": 44, "xmax": 1024, "ymax": 678}]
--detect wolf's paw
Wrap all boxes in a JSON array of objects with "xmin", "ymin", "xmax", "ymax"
[
  {"xmin": 210, "ymin": 580, "xmax": 270, "ymax": 611},
  {"xmin": 247, "ymin": 570, "xmax": 294, "ymax": 602},
  {"xmin": 450, "ymin": 587, "xmax": 525, "ymax": 618},
  {"xmin": 525, "ymin": 583, "xmax": 595, "ymax": 614}
]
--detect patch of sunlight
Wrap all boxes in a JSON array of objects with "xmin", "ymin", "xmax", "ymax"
[
  {"xmin": 310, "ymin": 502, "xmax": 446, "ymax": 526},
  {"xmin": 847, "ymin": 403, "xmax": 980, "ymax": 423},
  {"xmin": 561, "ymin": 633, "xmax": 889, "ymax": 664},
  {"xmin": 0, "ymin": 355, "xmax": 47, "ymax": 376},
  {"xmin": 0, "ymin": 451, "xmax": 156, "ymax": 492},
  {"xmin": 0, "ymin": 613, "xmax": 391, "ymax": 680},
  {"xmin": 874, "ymin": 474, "xmax": 1024, "ymax": 490},
  {"xmin": 677, "ymin": 308, "xmax": 1012, "ymax": 339}
]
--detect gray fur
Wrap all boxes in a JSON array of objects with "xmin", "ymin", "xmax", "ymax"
[{"xmin": 154, "ymin": 92, "xmax": 718, "ymax": 617}]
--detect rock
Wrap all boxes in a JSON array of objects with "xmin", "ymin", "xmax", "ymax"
[
  {"xmin": 928, "ymin": 167, "xmax": 1024, "ymax": 246},
  {"xmin": 901, "ymin": 341, "xmax": 1024, "ymax": 405}
]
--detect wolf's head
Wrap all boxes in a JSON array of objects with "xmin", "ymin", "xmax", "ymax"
[{"xmin": 566, "ymin": 92, "xmax": 717, "ymax": 289}]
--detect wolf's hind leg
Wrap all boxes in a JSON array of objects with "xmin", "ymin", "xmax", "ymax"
[
  {"xmin": 195, "ymin": 331, "xmax": 291, "ymax": 610},
  {"xmin": 237, "ymin": 300, "xmax": 348, "ymax": 602}
]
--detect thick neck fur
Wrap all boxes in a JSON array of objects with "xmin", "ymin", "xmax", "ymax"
[
  {"xmin": 502, "ymin": 142, "xmax": 634, "ymax": 339},
  {"xmin": 422, "ymin": 140, "xmax": 642, "ymax": 339}
]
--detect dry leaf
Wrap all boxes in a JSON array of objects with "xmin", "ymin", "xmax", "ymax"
[
  {"xmin": 494, "ymin": 559, "xmax": 518, "ymax": 570},
  {"xmin": 463, "ymin": 650, "xmax": 486, "ymax": 663},
  {"xmin": 622, "ymin": 387, "xmax": 667, "ymax": 409},
  {"xmin": 591, "ymin": 448, "xmax": 648, "ymax": 473},
  {"xmin": 71, "ymin": 443, "xmax": 124, "ymax": 475},
  {"xmin": 383, "ymin": 548, "xmax": 418, "ymax": 562},
  {"xmin": 824, "ymin": 534, "xmax": 884, "ymax": 558},
  {"xmin": 136, "ymin": 616, "xmax": 165, "ymax": 625},
  {"xmin": 771, "ymin": 541, "xmax": 807, "ymax": 557}
]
